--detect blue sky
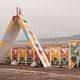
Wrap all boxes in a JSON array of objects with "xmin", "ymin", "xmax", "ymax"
[{"xmin": 0, "ymin": 0, "xmax": 80, "ymax": 40}]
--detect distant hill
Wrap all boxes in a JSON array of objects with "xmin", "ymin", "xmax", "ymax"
[{"xmin": 15, "ymin": 34, "xmax": 80, "ymax": 45}]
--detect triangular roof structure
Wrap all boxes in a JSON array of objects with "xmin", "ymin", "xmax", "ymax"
[{"xmin": 0, "ymin": 7, "xmax": 51, "ymax": 67}]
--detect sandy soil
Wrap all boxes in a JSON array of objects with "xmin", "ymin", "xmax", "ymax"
[{"xmin": 0, "ymin": 65, "xmax": 80, "ymax": 80}]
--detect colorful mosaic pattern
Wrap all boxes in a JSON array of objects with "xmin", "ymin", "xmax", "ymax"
[
  {"xmin": 27, "ymin": 48, "xmax": 33, "ymax": 63},
  {"xmin": 51, "ymin": 46, "xmax": 60, "ymax": 66},
  {"xmin": 60, "ymin": 45, "xmax": 69, "ymax": 66},
  {"xmin": 12, "ymin": 48, "xmax": 18, "ymax": 60},
  {"xmin": 43, "ymin": 47, "xmax": 50, "ymax": 62},
  {"xmin": 18, "ymin": 48, "xmax": 25, "ymax": 63},
  {"xmin": 69, "ymin": 41, "xmax": 79, "ymax": 68}
]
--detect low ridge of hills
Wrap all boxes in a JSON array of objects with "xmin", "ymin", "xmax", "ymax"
[{"xmin": 15, "ymin": 34, "xmax": 80, "ymax": 45}]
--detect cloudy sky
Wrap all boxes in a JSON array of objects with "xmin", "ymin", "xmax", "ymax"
[{"xmin": 0, "ymin": 0, "xmax": 80, "ymax": 40}]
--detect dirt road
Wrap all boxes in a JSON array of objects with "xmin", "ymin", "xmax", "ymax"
[{"xmin": 0, "ymin": 65, "xmax": 80, "ymax": 80}]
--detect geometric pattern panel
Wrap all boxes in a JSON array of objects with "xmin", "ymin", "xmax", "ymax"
[
  {"xmin": 60, "ymin": 45, "xmax": 69, "ymax": 67},
  {"xmin": 51, "ymin": 46, "xmax": 60, "ymax": 66}
]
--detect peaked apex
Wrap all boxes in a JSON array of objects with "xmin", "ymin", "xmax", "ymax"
[
  {"xmin": 16, "ymin": 7, "xmax": 22, "ymax": 16},
  {"xmin": 11, "ymin": 7, "xmax": 23, "ymax": 21}
]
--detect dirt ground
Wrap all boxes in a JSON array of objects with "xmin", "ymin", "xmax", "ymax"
[{"xmin": 0, "ymin": 65, "xmax": 80, "ymax": 80}]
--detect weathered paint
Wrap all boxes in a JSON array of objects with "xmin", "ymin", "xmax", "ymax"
[
  {"xmin": 11, "ymin": 48, "xmax": 18, "ymax": 61},
  {"xmin": 51, "ymin": 45, "xmax": 60, "ymax": 67},
  {"xmin": 43, "ymin": 46, "xmax": 50, "ymax": 62},
  {"xmin": 27, "ymin": 48, "xmax": 33, "ymax": 64},
  {"xmin": 60, "ymin": 45, "xmax": 69, "ymax": 67},
  {"xmin": 69, "ymin": 40, "xmax": 79, "ymax": 68},
  {"xmin": 18, "ymin": 47, "xmax": 25, "ymax": 63}
]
